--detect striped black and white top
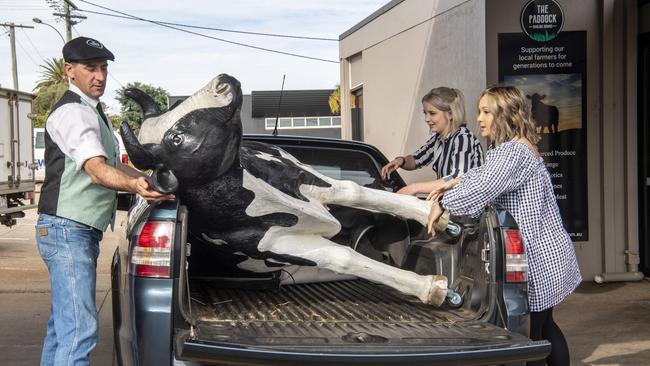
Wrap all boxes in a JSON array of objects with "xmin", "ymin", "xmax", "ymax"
[
  {"xmin": 441, "ymin": 141, "xmax": 582, "ymax": 312},
  {"xmin": 412, "ymin": 125, "xmax": 484, "ymax": 179}
]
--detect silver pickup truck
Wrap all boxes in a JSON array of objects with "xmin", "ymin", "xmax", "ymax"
[{"xmin": 111, "ymin": 135, "xmax": 550, "ymax": 366}]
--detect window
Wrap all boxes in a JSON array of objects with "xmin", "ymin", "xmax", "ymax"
[
  {"xmin": 35, "ymin": 132, "xmax": 45, "ymax": 149},
  {"xmin": 264, "ymin": 116, "xmax": 342, "ymax": 130},
  {"xmin": 294, "ymin": 117, "xmax": 305, "ymax": 127},
  {"xmin": 279, "ymin": 145, "xmax": 388, "ymax": 190}
]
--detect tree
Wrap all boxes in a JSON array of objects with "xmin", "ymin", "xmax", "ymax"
[
  {"xmin": 328, "ymin": 84, "xmax": 340, "ymax": 115},
  {"xmin": 33, "ymin": 58, "xmax": 68, "ymax": 127},
  {"xmin": 115, "ymin": 82, "xmax": 169, "ymax": 129},
  {"xmin": 107, "ymin": 113, "xmax": 122, "ymax": 131}
]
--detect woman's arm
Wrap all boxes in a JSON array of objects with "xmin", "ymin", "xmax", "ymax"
[
  {"xmin": 381, "ymin": 154, "xmax": 417, "ymax": 180},
  {"xmin": 396, "ymin": 177, "xmax": 444, "ymax": 195},
  {"xmin": 441, "ymin": 143, "xmax": 534, "ymax": 218}
]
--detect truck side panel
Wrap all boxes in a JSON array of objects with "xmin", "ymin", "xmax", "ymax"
[
  {"xmin": 0, "ymin": 88, "xmax": 35, "ymax": 187},
  {"xmin": 1, "ymin": 88, "xmax": 36, "ymax": 226}
]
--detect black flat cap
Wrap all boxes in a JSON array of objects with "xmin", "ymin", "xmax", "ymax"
[{"xmin": 63, "ymin": 36, "xmax": 115, "ymax": 62}]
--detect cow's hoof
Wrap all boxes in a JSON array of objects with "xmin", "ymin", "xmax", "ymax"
[{"xmin": 425, "ymin": 275, "xmax": 448, "ymax": 307}]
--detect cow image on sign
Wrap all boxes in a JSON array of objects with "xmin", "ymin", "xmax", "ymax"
[
  {"xmin": 527, "ymin": 93, "xmax": 559, "ymax": 134},
  {"xmin": 120, "ymin": 74, "xmax": 452, "ymax": 306}
]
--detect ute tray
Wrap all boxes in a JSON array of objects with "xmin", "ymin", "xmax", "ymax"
[{"xmin": 186, "ymin": 278, "xmax": 528, "ymax": 352}]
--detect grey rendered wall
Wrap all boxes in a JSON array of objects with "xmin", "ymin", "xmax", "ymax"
[
  {"xmin": 340, "ymin": 0, "xmax": 487, "ymax": 185},
  {"xmin": 486, "ymin": 0, "xmax": 640, "ymax": 280},
  {"xmin": 642, "ymin": 2, "xmax": 650, "ymax": 34}
]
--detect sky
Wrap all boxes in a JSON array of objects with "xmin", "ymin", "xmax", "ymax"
[{"xmin": 1, "ymin": 0, "xmax": 387, "ymax": 114}]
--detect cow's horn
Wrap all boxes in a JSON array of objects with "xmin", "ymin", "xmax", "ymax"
[
  {"xmin": 124, "ymin": 88, "xmax": 161, "ymax": 122},
  {"xmin": 119, "ymin": 121, "xmax": 157, "ymax": 170}
]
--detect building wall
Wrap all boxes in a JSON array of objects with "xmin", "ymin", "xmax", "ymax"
[
  {"xmin": 340, "ymin": 0, "xmax": 487, "ymax": 184},
  {"xmin": 170, "ymin": 95, "xmax": 341, "ymax": 138},
  {"xmin": 642, "ymin": 2, "xmax": 650, "ymax": 34},
  {"xmin": 340, "ymin": 0, "xmax": 643, "ymax": 280},
  {"xmin": 486, "ymin": 0, "xmax": 639, "ymax": 282}
]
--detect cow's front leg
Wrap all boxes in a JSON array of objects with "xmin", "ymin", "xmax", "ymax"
[
  {"xmin": 303, "ymin": 180, "xmax": 432, "ymax": 226},
  {"xmin": 264, "ymin": 233, "xmax": 448, "ymax": 306}
]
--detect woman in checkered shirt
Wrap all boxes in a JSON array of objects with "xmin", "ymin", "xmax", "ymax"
[
  {"xmin": 427, "ymin": 86, "xmax": 581, "ymax": 366},
  {"xmin": 380, "ymin": 87, "xmax": 484, "ymax": 195}
]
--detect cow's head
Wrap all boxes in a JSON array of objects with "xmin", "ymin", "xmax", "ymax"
[
  {"xmin": 120, "ymin": 74, "xmax": 243, "ymax": 193},
  {"xmin": 526, "ymin": 93, "xmax": 546, "ymax": 103}
]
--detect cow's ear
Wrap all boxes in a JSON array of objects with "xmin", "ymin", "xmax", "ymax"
[
  {"xmin": 151, "ymin": 167, "xmax": 179, "ymax": 194},
  {"xmin": 526, "ymin": 94, "xmax": 531, "ymax": 99}
]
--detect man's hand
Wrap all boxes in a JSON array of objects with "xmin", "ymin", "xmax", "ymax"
[
  {"xmin": 132, "ymin": 176, "xmax": 175, "ymax": 201},
  {"xmin": 83, "ymin": 156, "xmax": 174, "ymax": 201}
]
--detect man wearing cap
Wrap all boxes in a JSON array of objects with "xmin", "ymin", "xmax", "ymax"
[{"xmin": 36, "ymin": 36, "xmax": 173, "ymax": 365}]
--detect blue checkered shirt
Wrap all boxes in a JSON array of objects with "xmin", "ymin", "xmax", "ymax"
[{"xmin": 441, "ymin": 141, "xmax": 582, "ymax": 312}]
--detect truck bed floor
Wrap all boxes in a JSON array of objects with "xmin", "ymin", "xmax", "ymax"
[{"xmin": 186, "ymin": 279, "xmax": 520, "ymax": 351}]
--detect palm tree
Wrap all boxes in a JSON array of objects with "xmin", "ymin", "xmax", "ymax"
[
  {"xmin": 33, "ymin": 58, "xmax": 68, "ymax": 127},
  {"xmin": 329, "ymin": 84, "xmax": 340, "ymax": 115},
  {"xmin": 34, "ymin": 57, "xmax": 67, "ymax": 92}
]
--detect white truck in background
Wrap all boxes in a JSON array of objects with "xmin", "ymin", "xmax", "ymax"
[
  {"xmin": 33, "ymin": 127, "xmax": 46, "ymax": 182},
  {"xmin": 0, "ymin": 87, "xmax": 37, "ymax": 227}
]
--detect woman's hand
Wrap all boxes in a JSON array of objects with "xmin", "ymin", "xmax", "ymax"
[
  {"xmin": 427, "ymin": 200, "xmax": 444, "ymax": 236},
  {"xmin": 426, "ymin": 177, "xmax": 460, "ymax": 201},
  {"xmin": 381, "ymin": 157, "xmax": 404, "ymax": 181}
]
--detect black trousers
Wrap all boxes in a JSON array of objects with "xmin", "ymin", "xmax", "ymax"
[{"xmin": 527, "ymin": 307, "xmax": 570, "ymax": 366}]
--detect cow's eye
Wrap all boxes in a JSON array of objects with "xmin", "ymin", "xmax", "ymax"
[{"xmin": 171, "ymin": 134, "xmax": 183, "ymax": 146}]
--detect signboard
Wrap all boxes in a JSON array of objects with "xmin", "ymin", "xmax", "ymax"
[
  {"xmin": 498, "ymin": 31, "xmax": 588, "ymax": 241},
  {"xmin": 520, "ymin": 0, "xmax": 565, "ymax": 41}
]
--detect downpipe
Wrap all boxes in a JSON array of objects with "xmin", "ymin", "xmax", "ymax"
[{"xmin": 594, "ymin": 250, "xmax": 645, "ymax": 284}]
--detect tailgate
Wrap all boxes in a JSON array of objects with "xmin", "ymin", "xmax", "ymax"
[{"xmin": 175, "ymin": 279, "xmax": 549, "ymax": 365}]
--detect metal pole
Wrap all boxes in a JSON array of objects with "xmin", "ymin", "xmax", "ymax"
[
  {"xmin": 53, "ymin": 2, "xmax": 85, "ymax": 41},
  {"xmin": 8, "ymin": 23, "xmax": 18, "ymax": 90},
  {"xmin": 0, "ymin": 23, "xmax": 35, "ymax": 91},
  {"xmin": 33, "ymin": 18, "xmax": 65, "ymax": 43},
  {"xmin": 272, "ymin": 74, "xmax": 286, "ymax": 137},
  {"xmin": 64, "ymin": 1, "xmax": 72, "ymax": 42}
]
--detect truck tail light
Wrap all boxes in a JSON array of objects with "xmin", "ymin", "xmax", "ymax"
[
  {"xmin": 503, "ymin": 228, "xmax": 528, "ymax": 283},
  {"xmin": 121, "ymin": 153, "xmax": 129, "ymax": 165},
  {"xmin": 129, "ymin": 221, "xmax": 174, "ymax": 278},
  {"xmin": 24, "ymin": 191, "xmax": 35, "ymax": 204}
]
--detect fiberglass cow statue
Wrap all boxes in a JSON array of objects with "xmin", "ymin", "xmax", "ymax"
[{"xmin": 120, "ymin": 74, "xmax": 453, "ymax": 307}]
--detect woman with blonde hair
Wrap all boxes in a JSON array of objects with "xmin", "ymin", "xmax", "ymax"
[
  {"xmin": 427, "ymin": 85, "xmax": 581, "ymax": 366},
  {"xmin": 381, "ymin": 87, "xmax": 483, "ymax": 195}
]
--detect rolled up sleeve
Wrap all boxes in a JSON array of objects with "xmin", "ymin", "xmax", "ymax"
[
  {"xmin": 442, "ymin": 143, "xmax": 534, "ymax": 218},
  {"xmin": 46, "ymin": 103, "xmax": 108, "ymax": 170}
]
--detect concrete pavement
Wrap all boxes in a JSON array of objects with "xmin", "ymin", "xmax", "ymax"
[
  {"xmin": 1, "ymin": 206, "xmax": 649, "ymax": 365},
  {"xmin": 0, "ymin": 207, "xmax": 122, "ymax": 366}
]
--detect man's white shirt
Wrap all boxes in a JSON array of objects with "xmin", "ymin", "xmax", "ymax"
[{"xmin": 46, "ymin": 83, "xmax": 120, "ymax": 170}]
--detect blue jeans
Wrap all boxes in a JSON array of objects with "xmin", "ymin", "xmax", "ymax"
[{"xmin": 36, "ymin": 213, "xmax": 103, "ymax": 366}]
